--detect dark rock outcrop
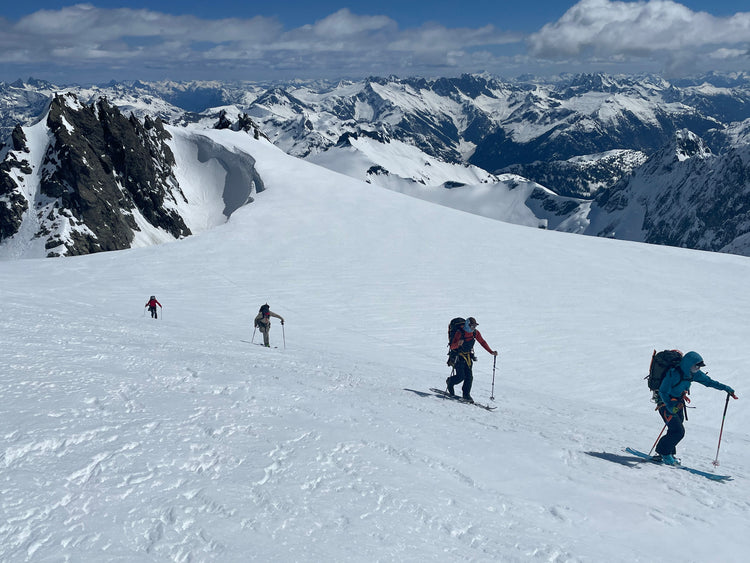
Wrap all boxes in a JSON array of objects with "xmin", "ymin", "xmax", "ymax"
[
  {"xmin": 38, "ymin": 93, "xmax": 190, "ymax": 255},
  {"xmin": 0, "ymin": 125, "xmax": 31, "ymax": 240}
]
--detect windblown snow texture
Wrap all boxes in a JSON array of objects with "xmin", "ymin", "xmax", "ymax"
[{"xmin": 2, "ymin": 130, "xmax": 749, "ymax": 562}]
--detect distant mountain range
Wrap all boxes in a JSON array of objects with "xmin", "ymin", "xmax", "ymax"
[{"xmin": 2, "ymin": 72, "xmax": 750, "ymax": 258}]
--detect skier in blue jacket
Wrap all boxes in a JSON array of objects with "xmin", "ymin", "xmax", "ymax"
[{"xmin": 655, "ymin": 351, "xmax": 738, "ymax": 465}]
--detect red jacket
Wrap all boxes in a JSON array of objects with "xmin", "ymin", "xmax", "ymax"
[
  {"xmin": 146, "ymin": 298, "xmax": 162, "ymax": 308},
  {"xmin": 450, "ymin": 328, "xmax": 492, "ymax": 354}
]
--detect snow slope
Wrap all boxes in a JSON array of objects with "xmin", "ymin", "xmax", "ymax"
[
  {"xmin": 305, "ymin": 135, "xmax": 588, "ymax": 231},
  {"xmin": 1, "ymin": 131, "xmax": 749, "ymax": 562},
  {"xmin": 306, "ymin": 134, "xmax": 495, "ymax": 189}
]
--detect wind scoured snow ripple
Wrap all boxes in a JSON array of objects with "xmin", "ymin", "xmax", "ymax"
[{"xmin": 1, "ymin": 132, "xmax": 749, "ymax": 562}]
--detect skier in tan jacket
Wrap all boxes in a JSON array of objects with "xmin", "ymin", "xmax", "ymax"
[{"xmin": 254, "ymin": 303, "xmax": 284, "ymax": 347}]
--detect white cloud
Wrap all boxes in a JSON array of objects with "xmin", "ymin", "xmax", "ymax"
[
  {"xmin": 0, "ymin": 5, "xmax": 521, "ymax": 81},
  {"xmin": 709, "ymin": 48, "xmax": 750, "ymax": 61},
  {"xmin": 304, "ymin": 9, "xmax": 396, "ymax": 37},
  {"xmin": 13, "ymin": 4, "xmax": 280, "ymax": 43},
  {"xmin": 527, "ymin": 0, "xmax": 750, "ymax": 74},
  {"xmin": 1, "ymin": 2, "xmax": 749, "ymax": 82}
]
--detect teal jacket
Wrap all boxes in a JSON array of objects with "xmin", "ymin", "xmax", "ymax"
[{"xmin": 658, "ymin": 351, "xmax": 734, "ymax": 411}]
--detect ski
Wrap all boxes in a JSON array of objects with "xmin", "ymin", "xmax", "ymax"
[
  {"xmin": 240, "ymin": 340, "xmax": 277, "ymax": 348},
  {"xmin": 428, "ymin": 388, "xmax": 497, "ymax": 411},
  {"xmin": 624, "ymin": 447, "xmax": 732, "ymax": 481}
]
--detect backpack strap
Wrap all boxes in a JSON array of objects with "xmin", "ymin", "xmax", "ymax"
[{"xmin": 458, "ymin": 351, "xmax": 473, "ymax": 368}]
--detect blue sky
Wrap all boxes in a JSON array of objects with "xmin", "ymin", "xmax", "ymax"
[{"xmin": 1, "ymin": 1, "xmax": 749, "ymax": 84}]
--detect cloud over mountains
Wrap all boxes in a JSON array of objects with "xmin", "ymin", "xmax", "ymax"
[
  {"xmin": 528, "ymin": 0, "xmax": 750, "ymax": 75},
  {"xmin": 0, "ymin": 1, "xmax": 749, "ymax": 82}
]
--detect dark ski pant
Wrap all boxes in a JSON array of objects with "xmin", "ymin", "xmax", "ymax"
[
  {"xmin": 447, "ymin": 356, "xmax": 473, "ymax": 399},
  {"xmin": 148, "ymin": 306, "xmax": 158, "ymax": 319},
  {"xmin": 656, "ymin": 405, "xmax": 685, "ymax": 456}
]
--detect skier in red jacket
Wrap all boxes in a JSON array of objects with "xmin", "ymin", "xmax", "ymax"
[
  {"xmin": 447, "ymin": 317, "xmax": 497, "ymax": 402},
  {"xmin": 145, "ymin": 296, "xmax": 162, "ymax": 319}
]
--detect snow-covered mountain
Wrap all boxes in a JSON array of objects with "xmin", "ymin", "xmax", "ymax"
[
  {"xmin": 228, "ymin": 72, "xmax": 750, "ymax": 172},
  {"xmin": 4, "ymin": 73, "xmax": 750, "ymax": 258},
  {"xmin": 6, "ymin": 73, "xmax": 750, "ymax": 171},
  {"xmin": 585, "ymin": 130, "xmax": 750, "ymax": 255},
  {"xmin": 0, "ymin": 79, "xmax": 216, "ymax": 135},
  {"xmin": 2, "ymin": 128, "xmax": 749, "ymax": 562},
  {"xmin": 501, "ymin": 149, "xmax": 649, "ymax": 198},
  {"xmin": 0, "ymin": 93, "xmax": 592, "ymax": 258},
  {"xmin": 0, "ymin": 94, "xmax": 267, "ymax": 258}
]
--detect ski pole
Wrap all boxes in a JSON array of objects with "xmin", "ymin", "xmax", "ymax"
[
  {"xmin": 490, "ymin": 355, "xmax": 497, "ymax": 401},
  {"xmin": 648, "ymin": 423, "xmax": 667, "ymax": 456},
  {"xmin": 251, "ymin": 326, "xmax": 256, "ymax": 344},
  {"xmin": 712, "ymin": 393, "xmax": 732, "ymax": 467},
  {"xmin": 282, "ymin": 322, "xmax": 286, "ymax": 349}
]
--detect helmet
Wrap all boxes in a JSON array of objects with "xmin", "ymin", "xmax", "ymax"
[{"xmin": 150, "ymin": 295, "xmax": 155, "ymax": 300}]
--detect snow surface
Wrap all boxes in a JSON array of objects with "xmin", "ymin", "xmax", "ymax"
[
  {"xmin": 2, "ymin": 131, "xmax": 750, "ymax": 562},
  {"xmin": 306, "ymin": 133, "xmax": 494, "ymax": 188},
  {"xmin": 304, "ymin": 132, "xmax": 585, "ymax": 230}
]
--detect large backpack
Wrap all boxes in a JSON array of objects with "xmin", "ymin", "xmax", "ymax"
[
  {"xmin": 446, "ymin": 317, "xmax": 465, "ymax": 366},
  {"xmin": 646, "ymin": 349, "xmax": 683, "ymax": 399},
  {"xmin": 255, "ymin": 304, "xmax": 270, "ymax": 328}
]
